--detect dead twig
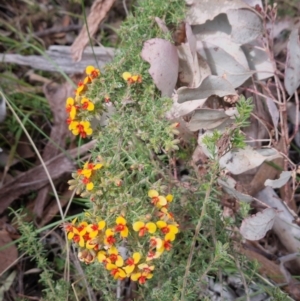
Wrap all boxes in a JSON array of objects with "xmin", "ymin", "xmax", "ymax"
[
  {"xmin": 289, "ymin": 91, "xmax": 299, "ymax": 143},
  {"xmin": 34, "ymin": 24, "xmax": 82, "ymax": 38}
]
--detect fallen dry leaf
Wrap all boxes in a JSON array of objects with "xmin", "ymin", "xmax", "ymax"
[
  {"xmin": 240, "ymin": 208, "xmax": 276, "ymax": 241},
  {"xmin": 0, "ymin": 229, "xmax": 18, "ymax": 274},
  {"xmin": 71, "ymin": 0, "xmax": 116, "ymax": 62},
  {"xmin": 219, "ymin": 146, "xmax": 281, "ymax": 175},
  {"xmin": 284, "ymin": 28, "xmax": 300, "ymax": 96},
  {"xmin": 16, "ymin": 135, "xmax": 35, "ymax": 160},
  {"xmin": 177, "ymin": 75, "xmax": 236, "ymax": 103},
  {"xmin": 236, "ymin": 242, "xmax": 286, "ymax": 287},
  {"xmin": 177, "ymin": 23, "xmax": 211, "ymax": 87},
  {"xmin": 264, "ymin": 170, "xmax": 292, "ymax": 189},
  {"xmin": 255, "ymin": 187, "xmax": 300, "ymax": 266},
  {"xmin": 185, "ymin": 0, "xmax": 250, "ymax": 25},
  {"xmin": 141, "ymin": 38, "xmax": 179, "ymax": 97},
  {"xmin": 242, "ymin": 245, "xmax": 300, "ymax": 301},
  {"xmin": 236, "ymin": 139, "xmax": 284, "ymax": 197}
]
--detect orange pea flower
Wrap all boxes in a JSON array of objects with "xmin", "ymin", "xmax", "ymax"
[
  {"xmin": 158, "ymin": 239, "xmax": 173, "ymax": 252},
  {"xmin": 146, "ymin": 250, "xmax": 163, "ymax": 261},
  {"xmin": 149, "ymin": 236, "xmax": 162, "ymax": 249}
]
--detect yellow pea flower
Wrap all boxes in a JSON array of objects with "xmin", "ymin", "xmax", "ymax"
[
  {"xmin": 86, "ymin": 220, "xmax": 106, "ymax": 238},
  {"xmin": 122, "ymin": 72, "xmax": 142, "ymax": 84},
  {"xmin": 72, "ymin": 221, "xmax": 88, "ymax": 247},
  {"xmin": 106, "ymin": 264, "xmax": 126, "ymax": 280},
  {"xmin": 131, "ymin": 263, "xmax": 154, "ymax": 284},
  {"xmin": 166, "ymin": 194, "xmax": 173, "ymax": 202},
  {"xmin": 156, "ymin": 220, "xmax": 179, "ymax": 241},
  {"xmin": 123, "ymin": 252, "xmax": 141, "ymax": 275},
  {"xmin": 107, "ymin": 246, "xmax": 124, "ymax": 267},
  {"xmin": 115, "ymin": 216, "xmax": 129, "ymax": 238},
  {"xmin": 75, "ymin": 81, "xmax": 87, "ymax": 96},
  {"xmin": 133, "ymin": 221, "xmax": 156, "ymax": 236},
  {"xmin": 65, "ymin": 97, "xmax": 77, "ymax": 119},
  {"xmin": 131, "ymin": 272, "xmax": 153, "ymax": 284},
  {"xmin": 69, "ymin": 120, "xmax": 93, "ymax": 138},
  {"xmin": 81, "ymin": 98, "xmax": 94, "ymax": 111},
  {"xmin": 148, "ymin": 190, "xmax": 167, "ymax": 207},
  {"xmin": 104, "ymin": 228, "xmax": 116, "ymax": 246},
  {"xmin": 86, "ymin": 65, "xmax": 100, "ymax": 78}
]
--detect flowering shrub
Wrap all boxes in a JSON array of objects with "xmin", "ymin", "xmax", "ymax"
[{"xmin": 64, "ymin": 66, "xmax": 180, "ymax": 285}]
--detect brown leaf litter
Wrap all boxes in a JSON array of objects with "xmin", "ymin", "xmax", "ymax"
[
  {"xmin": 33, "ymin": 80, "xmax": 74, "ymax": 218},
  {"xmin": 0, "ymin": 140, "xmax": 96, "ymax": 215},
  {"xmin": 0, "ymin": 220, "xmax": 18, "ymax": 275}
]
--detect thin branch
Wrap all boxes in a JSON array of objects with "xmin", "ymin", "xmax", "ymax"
[
  {"xmin": 250, "ymin": 112, "xmax": 273, "ymax": 144},
  {"xmin": 289, "ymin": 91, "xmax": 299, "ymax": 143},
  {"xmin": 235, "ymin": 257, "xmax": 250, "ymax": 301},
  {"xmin": 34, "ymin": 24, "xmax": 82, "ymax": 37},
  {"xmin": 180, "ymin": 166, "xmax": 218, "ymax": 301},
  {"xmin": 244, "ymin": 87, "xmax": 281, "ymax": 105},
  {"xmin": 123, "ymin": 0, "xmax": 129, "ymax": 16}
]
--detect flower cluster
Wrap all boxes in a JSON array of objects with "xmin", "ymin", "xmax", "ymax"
[
  {"xmin": 68, "ymin": 159, "xmax": 104, "ymax": 194},
  {"xmin": 64, "ymin": 66, "xmax": 180, "ymax": 286},
  {"xmin": 68, "ymin": 158, "xmax": 124, "ymax": 202},
  {"xmin": 64, "ymin": 190, "xmax": 179, "ymax": 285},
  {"xmin": 65, "ymin": 66, "xmax": 100, "ymax": 138},
  {"xmin": 65, "ymin": 68, "xmax": 143, "ymax": 139}
]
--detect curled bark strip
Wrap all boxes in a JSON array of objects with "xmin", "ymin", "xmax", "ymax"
[
  {"xmin": 0, "ymin": 46, "xmax": 115, "ymax": 74},
  {"xmin": 71, "ymin": 0, "xmax": 116, "ymax": 62}
]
